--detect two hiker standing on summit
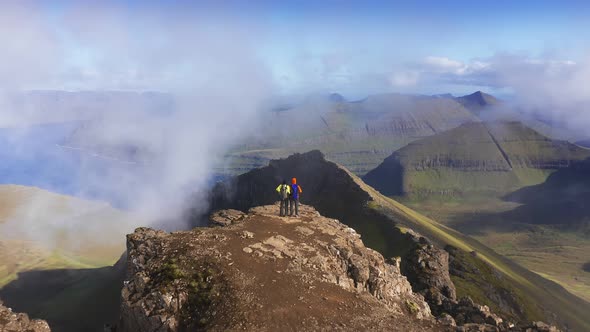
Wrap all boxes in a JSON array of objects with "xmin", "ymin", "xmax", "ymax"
[{"xmin": 276, "ymin": 178, "xmax": 303, "ymax": 217}]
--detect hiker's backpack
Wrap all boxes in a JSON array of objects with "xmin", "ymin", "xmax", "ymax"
[{"xmin": 279, "ymin": 184, "xmax": 289, "ymax": 200}]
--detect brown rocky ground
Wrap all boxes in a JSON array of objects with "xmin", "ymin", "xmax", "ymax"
[
  {"xmin": 118, "ymin": 204, "xmax": 447, "ymax": 331},
  {"xmin": 0, "ymin": 300, "xmax": 50, "ymax": 332}
]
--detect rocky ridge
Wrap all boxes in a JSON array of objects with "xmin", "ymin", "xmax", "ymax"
[
  {"xmin": 118, "ymin": 204, "xmax": 441, "ymax": 331},
  {"xmin": 118, "ymin": 203, "xmax": 562, "ymax": 332},
  {"xmin": 0, "ymin": 300, "xmax": 50, "ymax": 332}
]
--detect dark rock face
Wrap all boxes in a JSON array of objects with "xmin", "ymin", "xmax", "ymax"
[
  {"xmin": 208, "ymin": 150, "xmax": 372, "ymax": 220},
  {"xmin": 395, "ymin": 231, "xmax": 510, "ymax": 331},
  {"xmin": 0, "ymin": 300, "xmax": 51, "ymax": 332},
  {"xmin": 205, "ymin": 151, "xmax": 409, "ymax": 257},
  {"xmin": 399, "ymin": 230, "xmax": 457, "ymax": 305},
  {"xmin": 118, "ymin": 228, "xmax": 172, "ymax": 332},
  {"xmin": 118, "ymin": 205, "xmax": 440, "ymax": 331},
  {"xmin": 450, "ymin": 297, "xmax": 503, "ymax": 327}
]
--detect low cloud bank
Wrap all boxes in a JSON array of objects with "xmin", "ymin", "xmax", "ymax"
[{"xmin": 0, "ymin": 2, "xmax": 275, "ymax": 240}]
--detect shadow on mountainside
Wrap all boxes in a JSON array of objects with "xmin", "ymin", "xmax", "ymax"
[
  {"xmin": 449, "ymin": 158, "xmax": 590, "ymax": 236},
  {"xmin": 0, "ymin": 256, "xmax": 126, "ymax": 332},
  {"xmin": 434, "ymin": 161, "xmax": 590, "ymax": 312}
]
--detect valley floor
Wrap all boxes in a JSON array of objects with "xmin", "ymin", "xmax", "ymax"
[{"xmin": 401, "ymin": 196, "xmax": 590, "ymax": 303}]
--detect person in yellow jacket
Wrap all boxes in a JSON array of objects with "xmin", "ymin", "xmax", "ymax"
[{"xmin": 275, "ymin": 180, "xmax": 291, "ymax": 217}]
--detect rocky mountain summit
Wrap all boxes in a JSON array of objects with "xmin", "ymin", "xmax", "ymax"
[
  {"xmin": 118, "ymin": 203, "xmax": 563, "ymax": 331},
  {"xmin": 0, "ymin": 300, "xmax": 50, "ymax": 332},
  {"xmin": 118, "ymin": 204, "xmax": 442, "ymax": 331}
]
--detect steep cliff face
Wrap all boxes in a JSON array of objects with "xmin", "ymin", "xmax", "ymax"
[
  {"xmin": 398, "ymin": 230, "xmax": 457, "ymax": 305},
  {"xmin": 363, "ymin": 121, "xmax": 590, "ymax": 196},
  {"xmin": 0, "ymin": 300, "xmax": 51, "ymax": 332},
  {"xmin": 118, "ymin": 205, "xmax": 442, "ymax": 331}
]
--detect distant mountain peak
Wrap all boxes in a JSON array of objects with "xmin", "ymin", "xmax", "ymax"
[
  {"xmin": 461, "ymin": 91, "xmax": 497, "ymax": 105},
  {"xmin": 456, "ymin": 91, "xmax": 499, "ymax": 113}
]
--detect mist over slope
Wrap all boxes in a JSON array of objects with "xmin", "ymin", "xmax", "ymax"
[
  {"xmin": 0, "ymin": 184, "xmax": 134, "ymax": 330},
  {"xmin": 226, "ymin": 89, "xmax": 589, "ymax": 178},
  {"xmin": 0, "ymin": 185, "xmax": 137, "ymax": 286}
]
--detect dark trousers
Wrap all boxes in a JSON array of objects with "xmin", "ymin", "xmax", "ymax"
[
  {"xmin": 289, "ymin": 198, "xmax": 299, "ymax": 216},
  {"xmin": 280, "ymin": 199, "xmax": 289, "ymax": 216}
]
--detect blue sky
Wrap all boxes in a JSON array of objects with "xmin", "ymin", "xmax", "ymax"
[{"xmin": 2, "ymin": 0, "xmax": 590, "ymax": 98}]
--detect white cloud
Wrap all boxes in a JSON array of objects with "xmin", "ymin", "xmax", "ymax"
[
  {"xmin": 390, "ymin": 71, "xmax": 420, "ymax": 87},
  {"xmin": 403, "ymin": 53, "xmax": 590, "ymax": 134},
  {"xmin": 424, "ymin": 56, "xmax": 465, "ymax": 71},
  {"xmin": 0, "ymin": 2, "xmax": 276, "ymax": 230}
]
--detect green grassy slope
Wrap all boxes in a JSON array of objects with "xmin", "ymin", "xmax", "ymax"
[
  {"xmin": 363, "ymin": 121, "xmax": 590, "ymax": 196},
  {"xmin": 361, "ymin": 188, "xmax": 590, "ymax": 331},
  {"xmin": 401, "ymin": 193, "xmax": 590, "ymax": 315}
]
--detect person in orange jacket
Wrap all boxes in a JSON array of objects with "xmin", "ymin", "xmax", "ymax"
[{"xmin": 289, "ymin": 177, "xmax": 303, "ymax": 217}]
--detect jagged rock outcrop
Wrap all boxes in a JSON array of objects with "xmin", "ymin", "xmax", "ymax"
[
  {"xmin": 118, "ymin": 205, "xmax": 443, "ymax": 331},
  {"xmin": 208, "ymin": 209, "xmax": 248, "ymax": 227},
  {"xmin": 399, "ymin": 229, "xmax": 457, "ymax": 304},
  {"xmin": 521, "ymin": 321, "xmax": 561, "ymax": 332},
  {"xmin": 0, "ymin": 300, "xmax": 51, "ymax": 332},
  {"xmin": 397, "ymin": 231, "xmax": 511, "ymax": 331}
]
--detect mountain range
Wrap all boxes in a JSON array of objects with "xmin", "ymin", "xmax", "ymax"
[{"xmin": 1, "ymin": 90, "xmax": 589, "ymax": 332}]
